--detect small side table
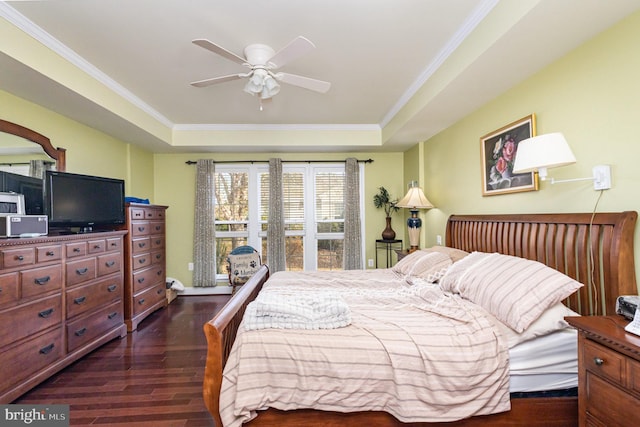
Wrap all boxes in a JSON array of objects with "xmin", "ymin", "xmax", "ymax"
[{"xmin": 375, "ymin": 239, "xmax": 402, "ymax": 268}]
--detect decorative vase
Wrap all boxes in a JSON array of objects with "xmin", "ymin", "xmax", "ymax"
[{"xmin": 381, "ymin": 216, "xmax": 396, "ymax": 240}]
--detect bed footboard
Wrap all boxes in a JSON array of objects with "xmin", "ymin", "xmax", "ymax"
[{"xmin": 202, "ymin": 265, "xmax": 269, "ymax": 427}]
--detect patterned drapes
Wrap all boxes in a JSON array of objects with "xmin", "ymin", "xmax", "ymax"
[
  {"xmin": 267, "ymin": 158, "xmax": 286, "ymax": 273},
  {"xmin": 343, "ymin": 157, "xmax": 362, "ymax": 269},
  {"xmin": 193, "ymin": 159, "xmax": 216, "ymax": 287}
]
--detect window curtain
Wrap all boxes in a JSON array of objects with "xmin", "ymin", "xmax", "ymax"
[
  {"xmin": 267, "ymin": 158, "xmax": 286, "ymax": 273},
  {"xmin": 343, "ymin": 157, "xmax": 362, "ymax": 269},
  {"xmin": 193, "ymin": 159, "xmax": 216, "ymax": 287}
]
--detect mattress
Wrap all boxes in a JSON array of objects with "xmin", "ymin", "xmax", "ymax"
[{"xmin": 508, "ymin": 328, "xmax": 578, "ymax": 392}]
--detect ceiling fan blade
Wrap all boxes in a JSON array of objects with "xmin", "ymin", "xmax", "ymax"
[
  {"xmin": 190, "ymin": 74, "xmax": 244, "ymax": 88},
  {"xmin": 267, "ymin": 36, "xmax": 316, "ymax": 69},
  {"xmin": 192, "ymin": 39, "xmax": 247, "ymax": 66},
  {"xmin": 275, "ymin": 72, "xmax": 331, "ymax": 93}
]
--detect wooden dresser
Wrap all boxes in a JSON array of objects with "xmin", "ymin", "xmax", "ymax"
[
  {"xmin": 566, "ymin": 315, "xmax": 640, "ymax": 427},
  {"xmin": 121, "ymin": 203, "xmax": 168, "ymax": 332},
  {"xmin": 0, "ymin": 230, "xmax": 127, "ymax": 403}
]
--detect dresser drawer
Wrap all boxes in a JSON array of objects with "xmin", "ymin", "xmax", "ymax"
[
  {"xmin": 66, "ymin": 257, "xmax": 97, "ymax": 287},
  {"xmin": 150, "ymin": 221, "xmax": 165, "ymax": 235},
  {"xmin": 66, "ymin": 276, "xmax": 122, "ymax": 319},
  {"xmin": 1, "ymin": 247, "xmax": 35, "ymax": 269},
  {"xmin": 586, "ymin": 372, "xmax": 640, "ymax": 426},
  {"xmin": 88, "ymin": 239, "xmax": 106, "ymax": 254},
  {"xmin": 583, "ymin": 339, "xmax": 625, "ymax": 386},
  {"xmin": 150, "ymin": 250, "xmax": 164, "ymax": 266},
  {"xmin": 106, "ymin": 237, "xmax": 122, "ymax": 252},
  {"xmin": 20, "ymin": 264, "xmax": 63, "ymax": 299},
  {"xmin": 150, "ymin": 235, "xmax": 164, "ymax": 250},
  {"xmin": 66, "ymin": 300, "xmax": 123, "ymax": 352},
  {"xmin": 132, "ymin": 282, "xmax": 165, "ymax": 317},
  {"xmin": 36, "ymin": 244, "xmax": 62, "ymax": 263},
  {"xmin": 0, "ymin": 294, "xmax": 62, "ymax": 344},
  {"xmin": 0, "ymin": 272, "xmax": 19, "ymax": 307},
  {"xmin": 98, "ymin": 252, "xmax": 121, "ymax": 277},
  {"xmin": 132, "ymin": 237, "xmax": 151, "ymax": 254},
  {"xmin": 66, "ymin": 241, "xmax": 87, "ymax": 258},
  {"xmin": 131, "ymin": 221, "xmax": 150, "ymax": 237},
  {"xmin": 132, "ymin": 265, "xmax": 164, "ymax": 294},
  {"xmin": 130, "ymin": 208, "xmax": 145, "ymax": 220},
  {"xmin": 630, "ymin": 357, "xmax": 640, "ymax": 396},
  {"xmin": 132, "ymin": 252, "xmax": 152, "ymax": 271},
  {"xmin": 0, "ymin": 327, "xmax": 62, "ymax": 393}
]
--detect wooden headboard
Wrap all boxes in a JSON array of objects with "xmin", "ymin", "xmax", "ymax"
[{"xmin": 445, "ymin": 211, "xmax": 638, "ymax": 316}]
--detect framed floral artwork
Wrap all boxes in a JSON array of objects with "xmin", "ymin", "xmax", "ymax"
[{"xmin": 480, "ymin": 114, "xmax": 538, "ymax": 196}]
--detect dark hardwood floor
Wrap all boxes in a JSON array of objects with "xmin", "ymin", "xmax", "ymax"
[{"xmin": 15, "ymin": 295, "xmax": 230, "ymax": 427}]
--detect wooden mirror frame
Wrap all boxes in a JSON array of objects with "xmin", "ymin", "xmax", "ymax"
[{"xmin": 0, "ymin": 119, "xmax": 66, "ymax": 171}]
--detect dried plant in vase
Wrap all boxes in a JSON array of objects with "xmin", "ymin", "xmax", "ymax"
[{"xmin": 373, "ymin": 186, "xmax": 400, "ymax": 240}]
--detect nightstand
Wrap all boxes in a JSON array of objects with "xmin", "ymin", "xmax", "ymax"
[
  {"xmin": 565, "ymin": 315, "xmax": 640, "ymax": 427},
  {"xmin": 375, "ymin": 239, "xmax": 402, "ymax": 268}
]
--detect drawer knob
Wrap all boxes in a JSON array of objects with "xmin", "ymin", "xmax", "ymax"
[
  {"xmin": 108, "ymin": 312, "xmax": 118, "ymax": 319},
  {"xmin": 34, "ymin": 276, "xmax": 51, "ymax": 285},
  {"xmin": 39, "ymin": 343, "xmax": 55, "ymax": 355},
  {"xmin": 73, "ymin": 248, "xmax": 81, "ymax": 253},
  {"xmin": 105, "ymin": 261, "xmax": 116, "ymax": 267},
  {"xmin": 107, "ymin": 284, "xmax": 117, "ymax": 292},
  {"xmin": 74, "ymin": 296, "xmax": 87, "ymax": 305},
  {"xmin": 137, "ymin": 277, "xmax": 145, "ymax": 284},
  {"xmin": 138, "ymin": 242, "xmax": 146, "ymax": 248},
  {"xmin": 138, "ymin": 258, "xmax": 146, "ymax": 264},
  {"xmin": 138, "ymin": 226, "xmax": 145, "ymax": 232},
  {"xmin": 594, "ymin": 357, "xmax": 605, "ymax": 366},
  {"xmin": 74, "ymin": 327, "xmax": 87, "ymax": 337},
  {"xmin": 46, "ymin": 251, "xmax": 55, "ymax": 256},
  {"xmin": 16, "ymin": 255, "xmax": 24, "ymax": 261},
  {"xmin": 138, "ymin": 298, "xmax": 145, "ymax": 305},
  {"xmin": 76, "ymin": 267, "xmax": 89, "ymax": 275}
]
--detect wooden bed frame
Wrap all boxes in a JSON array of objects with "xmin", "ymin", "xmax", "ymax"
[{"xmin": 203, "ymin": 211, "xmax": 638, "ymax": 427}]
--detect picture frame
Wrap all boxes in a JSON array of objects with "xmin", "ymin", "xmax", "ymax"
[{"xmin": 480, "ymin": 114, "xmax": 538, "ymax": 196}]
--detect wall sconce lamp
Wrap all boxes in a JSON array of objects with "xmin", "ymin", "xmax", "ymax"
[
  {"xmin": 512, "ymin": 132, "xmax": 611, "ymax": 190},
  {"xmin": 395, "ymin": 181, "xmax": 434, "ymax": 251}
]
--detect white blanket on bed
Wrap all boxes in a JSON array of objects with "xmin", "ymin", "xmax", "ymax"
[{"xmin": 244, "ymin": 290, "xmax": 352, "ymax": 330}]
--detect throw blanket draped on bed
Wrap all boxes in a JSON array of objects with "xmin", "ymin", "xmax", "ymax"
[
  {"xmin": 244, "ymin": 290, "xmax": 352, "ymax": 330},
  {"xmin": 220, "ymin": 269, "xmax": 510, "ymax": 427}
]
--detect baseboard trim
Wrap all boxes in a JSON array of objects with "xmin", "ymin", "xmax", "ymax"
[{"xmin": 179, "ymin": 286, "xmax": 232, "ymax": 296}]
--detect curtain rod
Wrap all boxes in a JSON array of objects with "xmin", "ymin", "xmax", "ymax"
[{"xmin": 185, "ymin": 158, "xmax": 373, "ymax": 165}]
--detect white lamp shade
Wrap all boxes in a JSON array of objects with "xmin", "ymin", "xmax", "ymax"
[
  {"xmin": 396, "ymin": 186, "xmax": 434, "ymax": 209},
  {"xmin": 512, "ymin": 132, "xmax": 577, "ymax": 174}
]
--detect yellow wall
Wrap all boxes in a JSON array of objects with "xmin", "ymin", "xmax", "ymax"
[
  {"xmin": 422, "ymin": 10, "xmax": 640, "ymax": 291},
  {"xmin": 153, "ymin": 151, "xmax": 405, "ymax": 286}
]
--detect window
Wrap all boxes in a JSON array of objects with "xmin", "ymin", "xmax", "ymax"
[{"xmin": 213, "ymin": 162, "xmax": 363, "ymax": 279}]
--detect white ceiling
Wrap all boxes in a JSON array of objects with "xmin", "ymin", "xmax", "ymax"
[{"xmin": 1, "ymin": 0, "xmax": 639, "ymax": 153}]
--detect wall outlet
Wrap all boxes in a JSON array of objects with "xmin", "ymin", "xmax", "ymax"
[
  {"xmin": 436, "ymin": 235, "xmax": 442, "ymax": 245},
  {"xmin": 188, "ymin": 262, "xmax": 194, "ymax": 271},
  {"xmin": 367, "ymin": 259, "xmax": 374, "ymax": 268}
]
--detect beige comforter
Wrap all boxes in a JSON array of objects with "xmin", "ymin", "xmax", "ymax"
[{"xmin": 219, "ymin": 269, "xmax": 510, "ymax": 426}]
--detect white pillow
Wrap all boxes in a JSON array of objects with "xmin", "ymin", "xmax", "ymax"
[
  {"xmin": 439, "ymin": 252, "xmax": 583, "ymax": 333},
  {"xmin": 393, "ymin": 251, "xmax": 452, "ymax": 283},
  {"xmin": 488, "ymin": 303, "xmax": 580, "ymax": 348}
]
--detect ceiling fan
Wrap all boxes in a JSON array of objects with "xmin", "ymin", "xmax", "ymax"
[{"xmin": 190, "ymin": 36, "xmax": 331, "ymax": 103}]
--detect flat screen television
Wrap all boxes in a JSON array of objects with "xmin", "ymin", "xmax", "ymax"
[
  {"xmin": 44, "ymin": 170, "xmax": 125, "ymax": 231},
  {"xmin": 0, "ymin": 171, "xmax": 44, "ymax": 215}
]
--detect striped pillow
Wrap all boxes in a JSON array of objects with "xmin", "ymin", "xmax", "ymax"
[{"xmin": 439, "ymin": 252, "xmax": 583, "ymax": 333}]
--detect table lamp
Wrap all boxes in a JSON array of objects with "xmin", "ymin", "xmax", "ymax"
[{"xmin": 395, "ymin": 181, "xmax": 434, "ymax": 251}]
